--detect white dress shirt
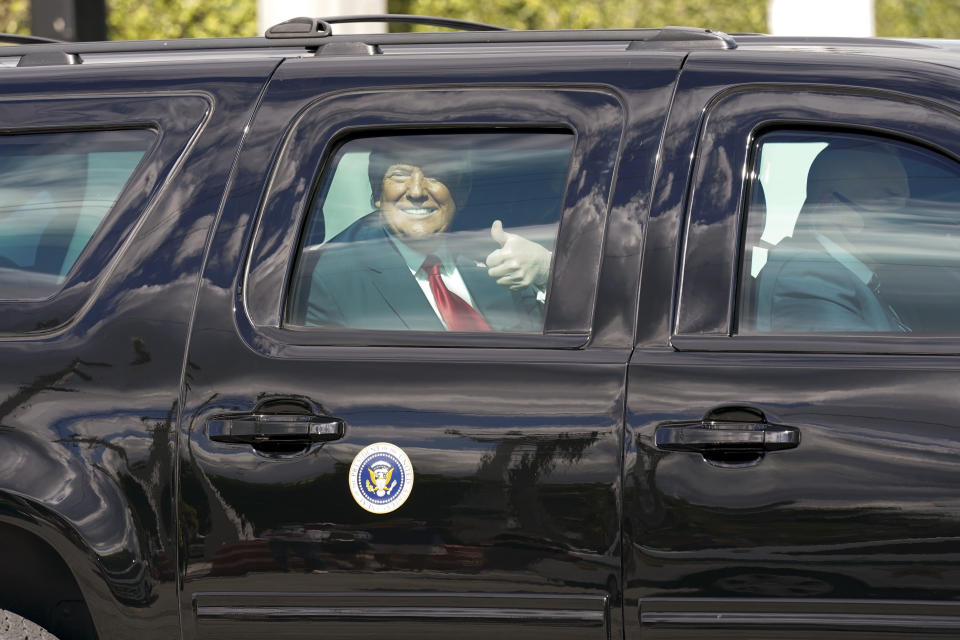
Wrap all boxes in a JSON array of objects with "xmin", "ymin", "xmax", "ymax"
[{"xmin": 388, "ymin": 235, "xmax": 478, "ymax": 330}]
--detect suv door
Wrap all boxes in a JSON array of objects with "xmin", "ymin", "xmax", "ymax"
[
  {"xmin": 178, "ymin": 51, "xmax": 683, "ymax": 639},
  {"xmin": 627, "ymin": 50, "xmax": 960, "ymax": 637}
]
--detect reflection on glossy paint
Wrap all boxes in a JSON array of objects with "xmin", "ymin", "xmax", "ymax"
[
  {"xmin": 626, "ymin": 350, "xmax": 960, "ymax": 604},
  {"xmin": 0, "ymin": 61, "xmax": 281, "ymax": 640}
]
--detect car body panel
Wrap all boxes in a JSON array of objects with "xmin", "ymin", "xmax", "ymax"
[{"xmin": 176, "ymin": 51, "xmax": 685, "ymax": 640}]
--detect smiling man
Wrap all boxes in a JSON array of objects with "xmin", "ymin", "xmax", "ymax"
[
  {"xmin": 368, "ymin": 146, "xmax": 465, "ymax": 253},
  {"xmin": 302, "ymin": 136, "xmax": 552, "ymax": 332}
]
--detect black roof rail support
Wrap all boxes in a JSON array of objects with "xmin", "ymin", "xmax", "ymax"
[
  {"xmin": 318, "ymin": 41, "xmax": 378, "ymax": 56},
  {"xmin": 265, "ymin": 17, "xmax": 332, "ymax": 39},
  {"xmin": 320, "ymin": 14, "xmax": 509, "ymax": 32},
  {"xmin": 629, "ymin": 26, "xmax": 737, "ymax": 50},
  {"xmin": 17, "ymin": 50, "xmax": 80, "ymax": 66},
  {"xmin": 0, "ymin": 32, "xmax": 62, "ymax": 45}
]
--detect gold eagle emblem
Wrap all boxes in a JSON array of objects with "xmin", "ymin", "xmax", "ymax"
[{"xmin": 364, "ymin": 462, "xmax": 396, "ymax": 497}]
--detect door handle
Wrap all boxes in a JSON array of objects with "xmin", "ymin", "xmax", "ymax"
[
  {"xmin": 655, "ymin": 420, "xmax": 799, "ymax": 453},
  {"xmin": 208, "ymin": 413, "xmax": 345, "ymax": 446}
]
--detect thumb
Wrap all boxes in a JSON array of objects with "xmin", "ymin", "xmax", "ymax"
[{"xmin": 491, "ymin": 219, "xmax": 508, "ymax": 247}]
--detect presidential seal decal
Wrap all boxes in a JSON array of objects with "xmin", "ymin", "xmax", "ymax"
[{"xmin": 349, "ymin": 442, "xmax": 414, "ymax": 514}]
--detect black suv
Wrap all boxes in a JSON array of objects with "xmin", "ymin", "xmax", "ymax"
[{"xmin": 2, "ymin": 14, "xmax": 960, "ymax": 640}]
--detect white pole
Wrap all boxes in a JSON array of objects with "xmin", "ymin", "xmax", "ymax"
[
  {"xmin": 258, "ymin": 0, "xmax": 387, "ymax": 36},
  {"xmin": 768, "ymin": 0, "xmax": 874, "ymax": 37}
]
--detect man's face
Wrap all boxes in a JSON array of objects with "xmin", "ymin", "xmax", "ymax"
[
  {"xmin": 824, "ymin": 154, "xmax": 909, "ymax": 235},
  {"xmin": 377, "ymin": 163, "xmax": 457, "ymax": 238},
  {"xmin": 807, "ymin": 147, "xmax": 909, "ymax": 238}
]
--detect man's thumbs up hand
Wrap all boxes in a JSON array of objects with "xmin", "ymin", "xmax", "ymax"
[
  {"xmin": 485, "ymin": 219, "xmax": 552, "ymax": 290},
  {"xmin": 491, "ymin": 219, "xmax": 509, "ymax": 247}
]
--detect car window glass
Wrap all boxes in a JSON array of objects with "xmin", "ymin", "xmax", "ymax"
[
  {"xmin": 0, "ymin": 129, "xmax": 155, "ymax": 300},
  {"xmin": 286, "ymin": 131, "xmax": 574, "ymax": 333},
  {"xmin": 740, "ymin": 131, "xmax": 960, "ymax": 335}
]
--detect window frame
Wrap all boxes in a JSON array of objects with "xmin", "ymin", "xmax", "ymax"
[
  {"xmin": 242, "ymin": 87, "xmax": 626, "ymax": 349},
  {"xmin": 0, "ymin": 93, "xmax": 211, "ymax": 335},
  {"xmin": 674, "ymin": 86, "xmax": 960, "ymax": 355}
]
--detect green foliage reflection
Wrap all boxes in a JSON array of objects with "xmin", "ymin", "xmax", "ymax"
[{"xmin": 0, "ymin": 3, "xmax": 957, "ymax": 71}]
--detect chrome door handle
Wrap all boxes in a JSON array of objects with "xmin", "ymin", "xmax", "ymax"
[
  {"xmin": 655, "ymin": 420, "xmax": 799, "ymax": 453},
  {"xmin": 208, "ymin": 413, "xmax": 345, "ymax": 446}
]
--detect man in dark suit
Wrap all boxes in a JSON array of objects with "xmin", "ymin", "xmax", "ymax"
[
  {"xmin": 302, "ymin": 140, "xmax": 551, "ymax": 332},
  {"xmin": 754, "ymin": 141, "xmax": 910, "ymax": 333}
]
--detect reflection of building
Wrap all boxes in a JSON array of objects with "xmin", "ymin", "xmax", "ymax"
[
  {"xmin": 208, "ymin": 525, "xmax": 375, "ymax": 576},
  {"xmin": 769, "ymin": 0, "xmax": 874, "ymax": 37}
]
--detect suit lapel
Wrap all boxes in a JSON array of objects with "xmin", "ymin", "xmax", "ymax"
[{"xmin": 364, "ymin": 238, "xmax": 445, "ymax": 331}]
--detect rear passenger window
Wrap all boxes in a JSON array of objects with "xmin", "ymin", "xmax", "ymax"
[
  {"xmin": 740, "ymin": 131, "xmax": 960, "ymax": 335},
  {"xmin": 0, "ymin": 129, "xmax": 154, "ymax": 300},
  {"xmin": 286, "ymin": 131, "xmax": 574, "ymax": 332}
]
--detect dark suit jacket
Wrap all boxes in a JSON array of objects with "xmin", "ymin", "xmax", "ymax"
[
  {"xmin": 754, "ymin": 234, "xmax": 902, "ymax": 333},
  {"xmin": 301, "ymin": 213, "xmax": 543, "ymax": 332}
]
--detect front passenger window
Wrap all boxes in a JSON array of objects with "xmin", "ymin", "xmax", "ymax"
[{"xmin": 740, "ymin": 131, "xmax": 960, "ymax": 335}]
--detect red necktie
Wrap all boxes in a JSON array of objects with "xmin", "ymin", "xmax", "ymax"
[{"xmin": 422, "ymin": 255, "xmax": 490, "ymax": 331}]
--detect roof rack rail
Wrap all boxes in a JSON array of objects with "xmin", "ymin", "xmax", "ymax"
[
  {"xmin": 0, "ymin": 21, "xmax": 738, "ymax": 63},
  {"xmin": 323, "ymin": 14, "xmax": 510, "ymax": 32},
  {"xmin": 0, "ymin": 32, "xmax": 62, "ymax": 45},
  {"xmin": 265, "ymin": 14, "xmax": 509, "ymax": 39}
]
